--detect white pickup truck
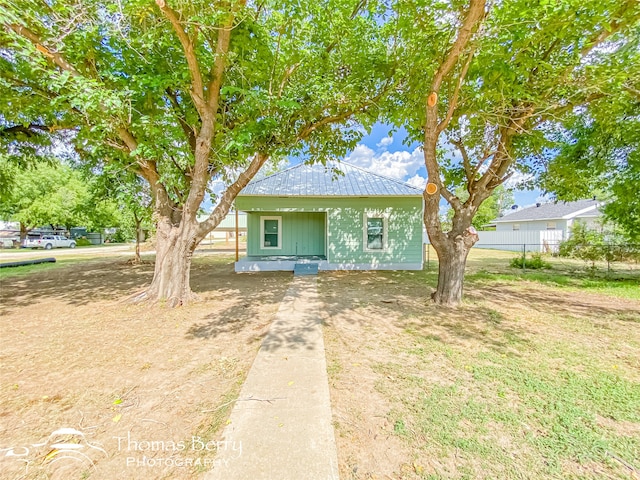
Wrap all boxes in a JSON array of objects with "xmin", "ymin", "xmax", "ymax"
[{"xmin": 24, "ymin": 235, "xmax": 76, "ymax": 250}]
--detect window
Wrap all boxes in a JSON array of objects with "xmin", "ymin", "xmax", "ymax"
[
  {"xmin": 260, "ymin": 216, "xmax": 281, "ymax": 249},
  {"xmin": 363, "ymin": 213, "xmax": 388, "ymax": 251},
  {"xmin": 512, "ymin": 223, "xmax": 520, "ymax": 231},
  {"xmin": 546, "ymin": 221, "xmax": 556, "ymax": 230}
]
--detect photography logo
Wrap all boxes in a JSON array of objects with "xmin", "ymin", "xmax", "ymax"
[{"xmin": 1, "ymin": 427, "xmax": 107, "ymax": 474}]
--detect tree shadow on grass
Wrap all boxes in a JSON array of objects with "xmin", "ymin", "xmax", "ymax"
[
  {"xmin": 0, "ymin": 256, "xmax": 292, "ymax": 330},
  {"xmin": 0, "ymin": 259, "xmax": 154, "ymax": 314},
  {"xmin": 466, "ymin": 284, "xmax": 640, "ymax": 323},
  {"xmin": 315, "ymin": 269, "xmax": 639, "ymax": 357},
  {"xmin": 185, "ymin": 276, "xmax": 320, "ymax": 353}
]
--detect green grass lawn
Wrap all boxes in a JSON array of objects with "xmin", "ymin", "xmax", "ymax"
[
  {"xmin": 323, "ymin": 248, "xmax": 640, "ymax": 479},
  {"xmin": 0, "ymin": 258, "xmax": 85, "ymax": 281}
]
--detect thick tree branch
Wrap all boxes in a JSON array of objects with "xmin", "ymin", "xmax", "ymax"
[
  {"xmin": 117, "ymin": 127, "xmax": 138, "ymax": 152},
  {"xmin": 437, "ymin": 45, "xmax": 476, "ymax": 135},
  {"xmin": 441, "ymin": 186, "xmax": 462, "ymax": 211},
  {"xmin": 1, "ymin": 123, "xmax": 53, "ymax": 136},
  {"xmin": 296, "ymin": 108, "xmax": 357, "ymax": 141},
  {"xmin": 295, "ymin": 82, "xmax": 391, "ymax": 141},
  {"xmin": 580, "ymin": 0, "xmax": 633, "ymax": 58},
  {"xmin": 7, "ymin": 24, "xmax": 81, "ymax": 77},
  {"xmin": 155, "ymin": 0, "xmax": 206, "ymax": 112},
  {"xmin": 430, "ymin": 0, "xmax": 485, "ymax": 93},
  {"xmin": 182, "ymin": 2, "xmax": 246, "ymax": 221},
  {"xmin": 206, "ymin": 1, "xmax": 246, "ymax": 112},
  {"xmin": 472, "ymin": 106, "xmax": 533, "ymax": 204}
]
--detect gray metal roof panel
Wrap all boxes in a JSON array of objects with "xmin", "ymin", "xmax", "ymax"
[
  {"xmin": 493, "ymin": 199, "xmax": 600, "ymax": 222},
  {"xmin": 240, "ymin": 162, "xmax": 423, "ymax": 196}
]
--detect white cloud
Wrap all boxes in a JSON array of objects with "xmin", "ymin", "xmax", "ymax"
[
  {"xmin": 376, "ymin": 136, "xmax": 394, "ymax": 148},
  {"xmin": 503, "ymin": 171, "xmax": 534, "ymax": 190},
  {"xmin": 535, "ymin": 194, "xmax": 551, "ymax": 204},
  {"xmin": 406, "ymin": 174, "xmax": 427, "ymax": 189},
  {"xmin": 346, "ymin": 144, "xmax": 424, "ymax": 181}
]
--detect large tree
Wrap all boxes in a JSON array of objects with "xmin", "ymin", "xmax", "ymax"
[
  {"xmin": 0, "ymin": 159, "xmax": 89, "ymax": 241},
  {"xmin": 388, "ymin": 0, "xmax": 639, "ymax": 305},
  {"xmin": 1, "ymin": 0, "xmax": 393, "ymax": 305}
]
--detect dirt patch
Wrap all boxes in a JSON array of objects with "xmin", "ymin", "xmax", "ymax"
[{"xmin": 0, "ymin": 254, "xmax": 290, "ymax": 480}]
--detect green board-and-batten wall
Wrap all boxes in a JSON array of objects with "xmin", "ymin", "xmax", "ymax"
[
  {"xmin": 236, "ymin": 196, "xmax": 423, "ymax": 266},
  {"xmin": 246, "ymin": 211, "xmax": 326, "ymax": 256}
]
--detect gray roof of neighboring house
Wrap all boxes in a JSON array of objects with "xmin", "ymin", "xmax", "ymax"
[
  {"xmin": 239, "ymin": 162, "xmax": 423, "ymax": 196},
  {"xmin": 493, "ymin": 199, "xmax": 601, "ymax": 223}
]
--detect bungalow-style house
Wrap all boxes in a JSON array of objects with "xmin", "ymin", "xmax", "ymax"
[
  {"xmin": 234, "ymin": 162, "xmax": 424, "ymax": 272},
  {"xmin": 476, "ymin": 198, "xmax": 602, "ymax": 252}
]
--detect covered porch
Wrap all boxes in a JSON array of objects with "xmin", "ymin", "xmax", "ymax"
[{"xmin": 235, "ymin": 211, "xmax": 327, "ymax": 272}]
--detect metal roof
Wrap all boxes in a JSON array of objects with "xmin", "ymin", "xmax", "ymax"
[
  {"xmin": 239, "ymin": 162, "xmax": 423, "ymax": 197},
  {"xmin": 493, "ymin": 199, "xmax": 601, "ymax": 223}
]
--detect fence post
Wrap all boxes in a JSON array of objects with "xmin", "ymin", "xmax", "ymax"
[{"xmin": 426, "ymin": 244, "xmax": 430, "ymax": 271}]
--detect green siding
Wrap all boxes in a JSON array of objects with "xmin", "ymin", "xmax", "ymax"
[
  {"xmin": 247, "ymin": 212, "xmax": 326, "ymax": 256},
  {"xmin": 238, "ymin": 196, "xmax": 423, "ymax": 265}
]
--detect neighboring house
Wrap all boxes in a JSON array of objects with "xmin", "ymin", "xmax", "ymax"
[
  {"xmin": 476, "ymin": 199, "xmax": 602, "ymax": 252},
  {"xmin": 234, "ymin": 162, "xmax": 424, "ymax": 272},
  {"xmin": 197, "ymin": 211, "xmax": 247, "ymax": 242}
]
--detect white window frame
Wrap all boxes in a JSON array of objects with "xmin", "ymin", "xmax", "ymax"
[
  {"xmin": 512, "ymin": 223, "xmax": 520, "ymax": 231},
  {"xmin": 260, "ymin": 216, "xmax": 282, "ymax": 249},
  {"xmin": 546, "ymin": 221, "xmax": 557, "ymax": 230},
  {"xmin": 363, "ymin": 212, "xmax": 389, "ymax": 252}
]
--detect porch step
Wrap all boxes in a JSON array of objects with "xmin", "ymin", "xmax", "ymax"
[{"xmin": 294, "ymin": 262, "xmax": 319, "ymax": 276}]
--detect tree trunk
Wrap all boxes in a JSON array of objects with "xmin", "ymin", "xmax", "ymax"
[
  {"xmin": 135, "ymin": 215, "xmax": 198, "ymax": 307},
  {"xmin": 424, "ymin": 191, "xmax": 480, "ymax": 306},
  {"xmin": 19, "ymin": 223, "xmax": 28, "ymax": 245},
  {"xmin": 432, "ymin": 240, "xmax": 472, "ymax": 306},
  {"xmin": 134, "ymin": 213, "xmax": 142, "ymax": 264}
]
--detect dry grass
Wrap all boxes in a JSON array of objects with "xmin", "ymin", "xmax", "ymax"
[
  {"xmin": 2, "ymin": 248, "xmax": 638, "ymax": 479},
  {"xmin": 0, "ymin": 254, "xmax": 289, "ymax": 480}
]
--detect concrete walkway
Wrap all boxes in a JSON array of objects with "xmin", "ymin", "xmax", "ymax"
[{"xmin": 205, "ymin": 276, "xmax": 339, "ymax": 480}]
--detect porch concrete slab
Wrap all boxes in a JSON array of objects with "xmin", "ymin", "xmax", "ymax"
[{"xmin": 205, "ymin": 276, "xmax": 339, "ymax": 480}]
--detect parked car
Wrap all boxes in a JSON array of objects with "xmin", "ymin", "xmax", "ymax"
[{"xmin": 24, "ymin": 235, "xmax": 76, "ymax": 250}]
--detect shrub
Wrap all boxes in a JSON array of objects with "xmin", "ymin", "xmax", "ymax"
[
  {"xmin": 558, "ymin": 223, "xmax": 605, "ymax": 265},
  {"xmin": 75, "ymin": 237, "xmax": 92, "ymax": 247},
  {"xmin": 510, "ymin": 252, "xmax": 552, "ymax": 269}
]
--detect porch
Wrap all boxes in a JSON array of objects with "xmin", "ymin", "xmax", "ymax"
[{"xmin": 234, "ymin": 254, "xmax": 328, "ymax": 272}]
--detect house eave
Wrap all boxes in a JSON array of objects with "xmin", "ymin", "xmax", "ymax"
[{"xmin": 561, "ymin": 205, "xmax": 599, "ymax": 220}]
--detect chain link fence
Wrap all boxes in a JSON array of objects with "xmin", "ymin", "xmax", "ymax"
[{"xmin": 425, "ymin": 243, "xmax": 640, "ymax": 279}]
